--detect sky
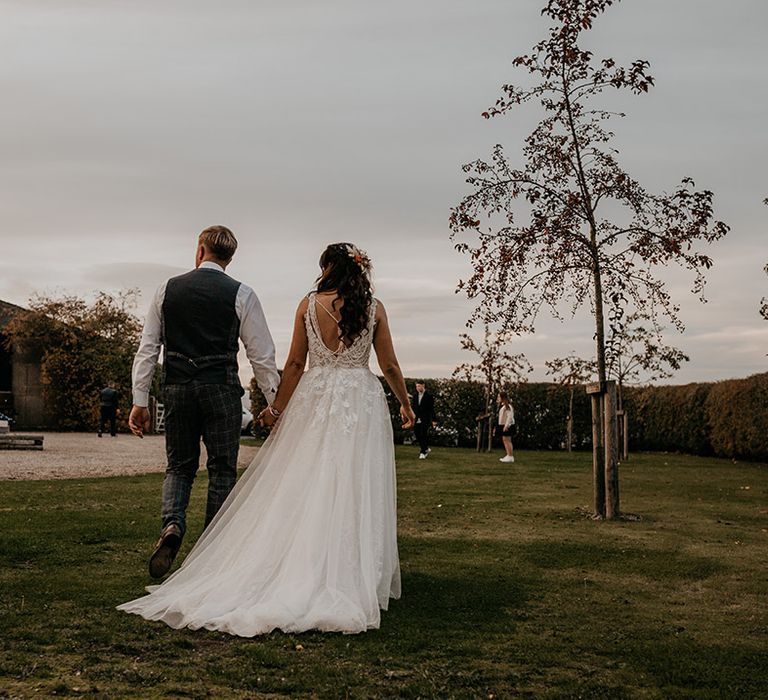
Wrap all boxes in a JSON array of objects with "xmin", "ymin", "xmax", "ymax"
[{"xmin": 0, "ymin": 0, "xmax": 765, "ymax": 386}]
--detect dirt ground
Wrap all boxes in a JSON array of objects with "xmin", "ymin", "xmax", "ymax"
[{"xmin": 0, "ymin": 432, "xmax": 260, "ymax": 480}]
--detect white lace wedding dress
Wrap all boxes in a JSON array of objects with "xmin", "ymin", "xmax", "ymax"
[{"xmin": 117, "ymin": 295, "xmax": 401, "ymax": 636}]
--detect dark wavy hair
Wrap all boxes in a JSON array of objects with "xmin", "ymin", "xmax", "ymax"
[{"xmin": 315, "ymin": 243, "xmax": 373, "ymax": 345}]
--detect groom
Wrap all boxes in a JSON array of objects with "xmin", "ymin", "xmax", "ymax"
[{"xmin": 129, "ymin": 225, "xmax": 280, "ymax": 578}]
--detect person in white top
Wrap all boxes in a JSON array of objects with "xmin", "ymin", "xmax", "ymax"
[
  {"xmin": 128, "ymin": 225, "xmax": 280, "ymax": 579},
  {"xmin": 497, "ymin": 392, "xmax": 515, "ymax": 463}
]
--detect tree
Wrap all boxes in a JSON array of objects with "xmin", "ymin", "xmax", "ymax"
[
  {"xmin": 605, "ymin": 309, "xmax": 688, "ymax": 459},
  {"xmin": 605, "ymin": 310, "xmax": 689, "ymax": 411},
  {"xmin": 450, "ymin": 0, "xmax": 728, "ymax": 517},
  {"xmin": 453, "ymin": 324, "xmax": 532, "ymax": 451},
  {"xmin": 3, "ymin": 291, "xmax": 142, "ymax": 430},
  {"xmin": 761, "ymin": 198, "xmax": 768, "ymax": 320},
  {"xmin": 545, "ymin": 353, "xmax": 595, "ymax": 451},
  {"xmin": 761, "ymin": 270, "xmax": 768, "ymax": 321}
]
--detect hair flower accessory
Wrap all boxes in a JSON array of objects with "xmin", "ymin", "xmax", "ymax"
[{"xmin": 345, "ymin": 244, "xmax": 371, "ymax": 271}]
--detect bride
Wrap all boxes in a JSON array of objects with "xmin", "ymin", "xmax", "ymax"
[{"xmin": 117, "ymin": 243, "xmax": 415, "ymax": 636}]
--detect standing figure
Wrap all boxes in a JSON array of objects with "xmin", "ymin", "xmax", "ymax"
[
  {"xmin": 412, "ymin": 381, "xmax": 436, "ymax": 460},
  {"xmin": 119, "ymin": 243, "xmax": 414, "ymax": 636},
  {"xmin": 128, "ymin": 226, "xmax": 280, "ymax": 579},
  {"xmin": 497, "ymin": 392, "xmax": 515, "ymax": 463},
  {"xmin": 98, "ymin": 382, "xmax": 119, "ymax": 437}
]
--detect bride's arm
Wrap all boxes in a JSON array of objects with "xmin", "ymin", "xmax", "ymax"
[
  {"xmin": 373, "ymin": 300, "xmax": 416, "ymax": 429},
  {"xmin": 261, "ymin": 298, "xmax": 309, "ymax": 424}
]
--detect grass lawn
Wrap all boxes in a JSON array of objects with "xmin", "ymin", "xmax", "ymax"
[{"xmin": 1, "ymin": 446, "xmax": 766, "ymax": 699}]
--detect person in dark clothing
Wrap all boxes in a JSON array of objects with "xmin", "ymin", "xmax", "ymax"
[
  {"xmin": 98, "ymin": 382, "xmax": 119, "ymax": 437},
  {"xmin": 412, "ymin": 381, "xmax": 436, "ymax": 459}
]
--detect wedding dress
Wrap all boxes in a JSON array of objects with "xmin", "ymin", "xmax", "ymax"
[{"xmin": 117, "ymin": 295, "xmax": 401, "ymax": 635}]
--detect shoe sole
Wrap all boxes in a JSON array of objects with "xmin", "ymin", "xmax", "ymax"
[{"xmin": 149, "ymin": 531, "xmax": 182, "ymax": 579}]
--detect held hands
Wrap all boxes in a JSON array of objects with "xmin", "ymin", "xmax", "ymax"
[
  {"xmin": 400, "ymin": 404, "xmax": 416, "ymax": 430},
  {"xmin": 257, "ymin": 405, "xmax": 280, "ymax": 429},
  {"xmin": 128, "ymin": 405, "xmax": 150, "ymax": 438}
]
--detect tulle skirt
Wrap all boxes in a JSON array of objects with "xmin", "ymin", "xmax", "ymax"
[{"xmin": 117, "ymin": 366, "xmax": 400, "ymax": 636}]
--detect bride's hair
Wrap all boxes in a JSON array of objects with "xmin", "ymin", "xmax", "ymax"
[{"xmin": 315, "ymin": 243, "xmax": 373, "ymax": 345}]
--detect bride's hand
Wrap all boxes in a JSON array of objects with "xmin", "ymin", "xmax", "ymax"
[
  {"xmin": 258, "ymin": 407, "xmax": 277, "ymax": 428},
  {"xmin": 400, "ymin": 405, "xmax": 416, "ymax": 430}
]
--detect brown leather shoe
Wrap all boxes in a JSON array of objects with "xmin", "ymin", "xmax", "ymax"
[{"xmin": 148, "ymin": 523, "xmax": 182, "ymax": 579}]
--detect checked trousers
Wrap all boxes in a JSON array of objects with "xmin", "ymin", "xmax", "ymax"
[{"xmin": 161, "ymin": 382, "xmax": 243, "ymax": 538}]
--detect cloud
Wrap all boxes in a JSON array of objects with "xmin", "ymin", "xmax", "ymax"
[{"xmin": 0, "ymin": 0, "xmax": 765, "ymax": 385}]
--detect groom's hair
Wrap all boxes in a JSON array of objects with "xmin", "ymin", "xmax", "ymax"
[{"xmin": 199, "ymin": 225, "xmax": 238, "ymax": 262}]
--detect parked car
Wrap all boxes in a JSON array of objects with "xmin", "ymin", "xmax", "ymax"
[{"xmin": 241, "ymin": 407, "xmax": 254, "ymax": 436}]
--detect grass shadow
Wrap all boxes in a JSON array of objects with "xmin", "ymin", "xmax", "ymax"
[{"xmin": 519, "ymin": 539, "xmax": 726, "ymax": 582}]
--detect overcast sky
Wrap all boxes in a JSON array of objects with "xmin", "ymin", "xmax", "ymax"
[{"xmin": 0, "ymin": 1, "xmax": 765, "ymax": 385}]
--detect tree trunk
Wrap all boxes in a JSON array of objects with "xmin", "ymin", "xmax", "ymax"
[
  {"xmin": 484, "ymin": 382, "xmax": 493, "ymax": 453},
  {"xmin": 591, "ymin": 248, "xmax": 607, "ymax": 383},
  {"xmin": 622, "ymin": 412, "xmax": 629, "ymax": 461},
  {"xmin": 617, "ymin": 381, "xmax": 629, "ymax": 460},
  {"xmin": 590, "ymin": 392, "xmax": 605, "ymax": 518},
  {"xmin": 604, "ymin": 380, "xmax": 620, "ymax": 519},
  {"xmin": 567, "ymin": 386, "xmax": 574, "ymax": 452},
  {"xmin": 591, "ymin": 242, "xmax": 616, "ymax": 518}
]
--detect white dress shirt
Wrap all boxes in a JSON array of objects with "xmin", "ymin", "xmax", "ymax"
[{"xmin": 131, "ymin": 261, "xmax": 280, "ymax": 407}]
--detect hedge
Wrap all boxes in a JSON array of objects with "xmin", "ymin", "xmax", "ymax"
[
  {"xmin": 252, "ymin": 372, "xmax": 768, "ymax": 460},
  {"xmin": 627, "ymin": 373, "xmax": 768, "ymax": 460}
]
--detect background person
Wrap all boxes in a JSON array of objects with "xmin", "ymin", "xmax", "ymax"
[
  {"xmin": 412, "ymin": 381, "xmax": 436, "ymax": 459},
  {"xmin": 497, "ymin": 392, "xmax": 515, "ymax": 463},
  {"xmin": 98, "ymin": 382, "xmax": 119, "ymax": 437}
]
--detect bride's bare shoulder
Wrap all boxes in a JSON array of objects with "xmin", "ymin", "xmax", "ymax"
[
  {"xmin": 296, "ymin": 296, "xmax": 311, "ymax": 315},
  {"xmin": 373, "ymin": 298, "xmax": 388, "ymax": 323}
]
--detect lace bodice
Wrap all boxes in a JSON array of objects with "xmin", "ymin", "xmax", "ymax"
[{"xmin": 305, "ymin": 293, "xmax": 377, "ymax": 369}]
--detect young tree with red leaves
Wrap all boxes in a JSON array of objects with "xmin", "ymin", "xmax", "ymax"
[
  {"xmin": 453, "ymin": 325, "xmax": 532, "ymax": 452},
  {"xmin": 450, "ymin": 0, "xmax": 728, "ymax": 517}
]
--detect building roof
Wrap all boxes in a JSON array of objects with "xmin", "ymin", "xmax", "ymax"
[{"xmin": 0, "ymin": 300, "xmax": 26, "ymax": 329}]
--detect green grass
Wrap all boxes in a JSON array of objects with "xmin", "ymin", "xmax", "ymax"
[{"xmin": 1, "ymin": 447, "xmax": 766, "ymax": 698}]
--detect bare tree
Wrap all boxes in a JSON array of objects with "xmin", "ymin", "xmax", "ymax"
[
  {"xmin": 545, "ymin": 353, "xmax": 595, "ymax": 451},
  {"xmin": 453, "ymin": 325, "xmax": 532, "ymax": 451},
  {"xmin": 606, "ymin": 310, "xmax": 689, "ymax": 411},
  {"xmin": 450, "ymin": 0, "xmax": 728, "ymax": 517}
]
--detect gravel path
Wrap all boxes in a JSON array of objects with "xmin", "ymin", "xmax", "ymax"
[{"xmin": 0, "ymin": 432, "xmax": 260, "ymax": 481}]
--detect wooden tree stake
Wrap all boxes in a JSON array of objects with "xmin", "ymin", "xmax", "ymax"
[
  {"xmin": 587, "ymin": 382, "xmax": 605, "ymax": 518},
  {"xmin": 604, "ymin": 381, "xmax": 620, "ymax": 519}
]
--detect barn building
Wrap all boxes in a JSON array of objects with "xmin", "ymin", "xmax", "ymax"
[{"xmin": 0, "ymin": 300, "xmax": 46, "ymax": 428}]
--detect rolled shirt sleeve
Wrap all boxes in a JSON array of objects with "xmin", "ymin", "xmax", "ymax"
[
  {"xmin": 236, "ymin": 284, "xmax": 280, "ymax": 403},
  {"xmin": 131, "ymin": 282, "xmax": 166, "ymax": 408}
]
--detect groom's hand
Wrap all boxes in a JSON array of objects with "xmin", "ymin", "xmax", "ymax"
[
  {"xmin": 257, "ymin": 407, "xmax": 277, "ymax": 429},
  {"xmin": 129, "ymin": 405, "xmax": 151, "ymax": 438}
]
